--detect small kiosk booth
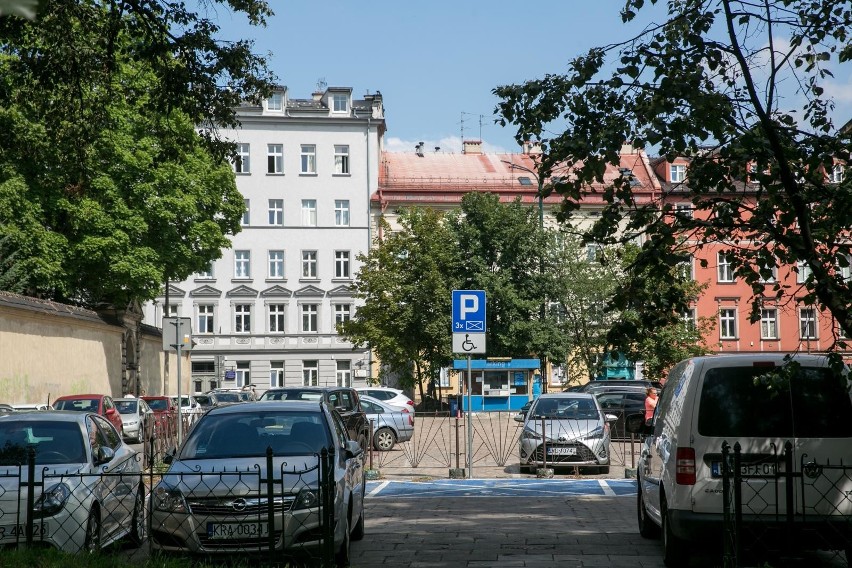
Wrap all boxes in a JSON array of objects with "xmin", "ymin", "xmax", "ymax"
[{"xmin": 452, "ymin": 358, "xmax": 541, "ymax": 412}]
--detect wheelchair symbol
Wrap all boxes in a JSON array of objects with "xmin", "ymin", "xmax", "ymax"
[{"xmin": 461, "ymin": 334, "xmax": 477, "ymax": 352}]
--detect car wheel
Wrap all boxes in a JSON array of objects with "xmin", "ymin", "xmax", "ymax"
[
  {"xmin": 661, "ymin": 495, "xmax": 688, "ymax": 567},
  {"xmin": 373, "ymin": 427, "xmax": 396, "ymax": 451},
  {"xmin": 335, "ymin": 513, "xmax": 351, "ymax": 567},
  {"xmin": 84, "ymin": 507, "xmax": 101, "ymax": 553},
  {"xmin": 127, "ymin": 487, "xmax": 145, "ymax": 546},
  {"xmin": 637, "ymin": 483, "xmax": 660, "ymax": 539},
  {"xmin": 135, "ymin": 423, "xmax": 144, "ymax": 445}
]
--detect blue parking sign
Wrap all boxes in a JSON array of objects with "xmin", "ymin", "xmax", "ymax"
[{"xmin": 452, "ymin": 290, "xmax": 486, "ymax": 333}]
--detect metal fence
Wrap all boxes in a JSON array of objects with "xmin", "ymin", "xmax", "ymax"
[
  {"xmin": 720, "ymin": 440, "xmax": 852, "ymax": 567},
  {"xmin": 6, "ymin": 444, "xmax": 341, "ymax": 567},
  {"xmin": 363, "ymin": 410, "xmax": 642, "ymax": 474}
]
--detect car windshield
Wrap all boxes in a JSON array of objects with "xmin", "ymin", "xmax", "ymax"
[
  {"xmin": 179, "ymin": 411, "xmax": 331, "ymax": 459},
  {"xmin": 115, "ymin": 400, "xmax": 138, "ymax": 414},
  {"xmin": 697, "ymin": 365, "xmax": 852, "ymax": 437},
  {"xmin": 145, "ymin": 399, "xmax": 169, "ymax": 411},
  {"xmin": 531, "ymin": 398, "xmax": 599, "ymax": 420},
  {"xmin": 261, "ymin": 390, "xmax": 323, "ymax": 402},
  {"xmin": 0, "ymin": 421, "xmax": 86, "ymax": 465},
  {"xmin": 213, "ymin": 392, "xmax": 241, "ymax": 403},
  {"xmin": 54, "ymin": 398, "xmax": 98, "ymax": 412}
]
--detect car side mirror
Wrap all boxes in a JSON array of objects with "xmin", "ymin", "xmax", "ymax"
[
  {"xmin": 95, "ymin": 446, "xmax": 115, "ymax": 465},
  {"xmin": 604, "ymin": 414, "xmax": 618, "ymax": 423},
  {"xmin": 163, "ymin": 453, "xmax": 174, "ymax": 465},
  {"xmin": 343, "ymin": 440, "xmax": 362, "ymax": 458},
  {"xmin": 513, "ymin": 414, "xmax": 525, "ymax": 423}
]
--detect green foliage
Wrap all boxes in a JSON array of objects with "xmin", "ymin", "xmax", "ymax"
[
  {"xmin": 339, "ymin": 208, "xmax": 460, "ymax": 395},
  {"xmin": 0, "ymin": 0, "xmax": 276, "ymax": 307},
  {"xmin": 494, "ymin": 0, "xmax": 852, "ymax": 353}
]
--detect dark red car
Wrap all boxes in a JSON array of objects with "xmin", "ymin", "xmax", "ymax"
[
  {"xmin": 52, "ymin": 393, "xmax": 125, "ymax": 436},
  {"xmin": 140, "ymin": 395, "xmax": 177, "ymax": 437}
]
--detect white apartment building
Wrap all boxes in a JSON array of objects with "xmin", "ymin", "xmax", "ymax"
[{"xmin": 143, "ymin": 85, "xmax": 385, "ymax": 394}]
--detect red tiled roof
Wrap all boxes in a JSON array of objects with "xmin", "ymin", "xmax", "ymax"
[{"xmin": 375, "ymin": 151, "xmax": 662, "ymax": 207}]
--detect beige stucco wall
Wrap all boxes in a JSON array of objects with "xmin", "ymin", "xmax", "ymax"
[{"xmin": 0, "ymin": 297, "xmax": 189, "ymax": 405}]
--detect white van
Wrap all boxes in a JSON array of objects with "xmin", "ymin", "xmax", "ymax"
[{"xmin": 632, "ymin": 353, "xmax": 852, "ymax": 566}]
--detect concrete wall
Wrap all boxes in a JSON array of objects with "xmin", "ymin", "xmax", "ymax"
[{"xmin": 0, "ymin": 293, "xmax": 187, "ymax": 405}]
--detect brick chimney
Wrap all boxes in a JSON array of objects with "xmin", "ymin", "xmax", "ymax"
[{"xmin": 462, "ymin": 140, "xmax": 482, "ymax": 155}]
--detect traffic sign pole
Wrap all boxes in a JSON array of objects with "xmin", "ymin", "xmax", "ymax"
[{"xmin": 467, "ymin": 355, "xmax": 473, "ymax": 480}]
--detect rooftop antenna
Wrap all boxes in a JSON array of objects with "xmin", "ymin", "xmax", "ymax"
[
  {"xmin": 316, "ymin": 77, "xmax": 327, "ymax": 91},
  {"xmin": 461, "ymin": 111, "xmax": 486, "ymax": 142}
]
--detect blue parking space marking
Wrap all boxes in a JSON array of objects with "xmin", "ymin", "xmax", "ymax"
[{"xmin": 367, "ymin": 478, "xmax": 637, "ymax": 499}]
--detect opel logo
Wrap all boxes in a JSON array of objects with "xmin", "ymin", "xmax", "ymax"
[{"xmin": 232, "ymin": 498, "xmax": 248, "ymax": 512}]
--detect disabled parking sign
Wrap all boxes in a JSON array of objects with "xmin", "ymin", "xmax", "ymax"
[{"xmin": 452, "ymin": 290, "xmax": 486, "ymax": 354}]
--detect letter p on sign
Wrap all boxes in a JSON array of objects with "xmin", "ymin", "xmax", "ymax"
[{"xmin": 460, "ymin": 295, "xmax": 478, "ymax": 318}]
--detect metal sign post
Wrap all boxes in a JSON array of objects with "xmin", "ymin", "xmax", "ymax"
[
  {"xmin": 163, "ymin": 317, "xmax": 192, "ymax": 447},
  {"xmin": 451, "ymin": 290, "xmax": 487, "ymax": 480}
]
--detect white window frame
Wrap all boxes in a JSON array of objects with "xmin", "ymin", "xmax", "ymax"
[
  {"xmin": 267, "ymin": 144, "xmax": 283, "ymax": 174},
  {"xmin": 334, "ymin": 303, "xmax": 351, "ymax": 324},
  {"xmin": 268, "ymin": 250, "xmax": 284, "ymax": 279},
  {"xmin": 719, "ymin": 308, "xmax": 737, "ymax": 340},
  {"xmin": 270, "ymin": 361, "xmax": 284, "ymax": 388},
  {"xmin": 197, "ymin": 304, "xmax": 215, "ymax": 334},
  {"xmin": 268, "ymin": 303, "xmax": 286, "ymax": 333},
  {"xmin": 332, "ymin": 94, "xmax": 348, "ymax": 113},
  {"xmin": 334, "ymin": 145, "xmax": 350, "ymax": 175},
  {"xmin": 300, "ymin": 303, "xmax": 318, "ymax": 332},
  {"xmin": 302, "ymin": 361, "xmax": 318, "ymax": 386},
  {"xmin": 760, "ymin": 308, "xmax": 778, "ymax": 340},
  {"xmin": 302, "ymin": 250, "xmax": 317, "ymax": 278},
  {"xmin": 675, "ymin": 203, "xmax": 693, "ymax": 218},
  {"xmin": 268, "ymin": 199, "xmax": 283, "ymax": 226},
  {"xmin": 682, "ymin": 308, "xmax": 696, "ymax": 328},
  {"xmin": 301, "ymin": 199, "xmax": 317, "ymax": 226},
  {"xmin": 242, "ymin": 199, "xmax": 250, "ymax": 226},
  {"xmin": 234, "ymin": 303, "xmax": 252, "ymax": 333},
  {"xmin": 830, "ymin": 163, "xmax": 844, "ymax": 184},
  {"xmin": 234, "ymin": 250, "xmax": 251, "ymax": 279},
  {"xmin": 334, "ymin": 200, "xmax": 350, "ymax": 226},
  {"xmin": 235, "ymin": 143, "xmax": 250, "ymax": 174},
  {"xmin": 717, "ymin": 252, "xmax": 734, "ymax": 283},
  {"xmin": 670, "ymin": 164, "xmax": 686, "ymax": 183},
  {"xmin": 758, "ymin": 262, "xmax": 777, "ymax": 284},
  {"xmin": 267, "ymin": 93, "xmax": 283, "ymax": 111},
  {"xmin": 796, "ymin": 261, "xmax": 812, "ymax": 284},
  {"xmin": 334, "ymin": 250, "xmax": 351, "ymax": 279},
  {"xmin": 799, "ymin": 307, "xmax": 818, "ymax": 340},
  {"xmin": 300, "ymin": 144, "xmax": 316, "ymax": 174},
  {"xmin": 235, "ymin": 361, "xmax": 250, "ymax": 388},
  {"xmin": 197, "ymin": 262, "xmax": 214, "ymax": 279},
  {"xmin": 336, "ymin": 360, "xmax": 351, "ymax": 387},
  {"xmin": 677, "ymin": 257, "xmax": 694, "ymax": 281}
]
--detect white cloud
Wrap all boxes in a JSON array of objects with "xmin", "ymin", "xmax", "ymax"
[{"xmin": 384, "ymin": 135, "xmax": 512, "ymax": 154}]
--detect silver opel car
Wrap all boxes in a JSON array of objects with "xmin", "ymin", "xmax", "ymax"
[
  {"xmin": 150, "ymin": 401, "xmax": 365, "ymax": 566},
  {"xmin": 514, "ymin": 393, "xmax": 616, "ymax": 474}
]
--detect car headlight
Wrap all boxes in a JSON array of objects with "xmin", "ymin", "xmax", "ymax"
[
  {"xmin": 293, "ymin": 487, "xmax": 319, "ymax": 510},
  {"xmin": 583, "ymin": 426, "xmax": 605, "ymax": 439},
  {"xmin": 33, "ymin": 483, "xmax": 71, "ymax": 518},
  {"xmin": 521, "ymin": 427, "xmax": 542, "ymax": 441},
  {"xmin": 153, "ymin": 485, "xmax": 187, "ymax": 513}
]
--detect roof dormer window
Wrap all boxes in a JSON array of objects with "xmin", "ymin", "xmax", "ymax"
[
  {"xmin": 267, "ymin": 93, "xmax": 283, "ymax": 111},
  {"xmin": 670, "ymin": 164, "xmax": 686, "ymax": 183},
  {"xmin": 332, "ymin": 93, "xmax": 348, "ymax": 113}
]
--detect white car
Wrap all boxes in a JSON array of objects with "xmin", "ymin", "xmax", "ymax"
[
  {"xmin": 359, "ymin": 395, "xmax": 414, "ymax": 451},
  {"xmin": 633, "ymin": 354, "xmax": 852, "ymax": 566},
  {"xmin": 0, "ymin": 411, "xmax": 144, "ymax": 553},
  {"xmin": 355, "ymin": 387, "xmax": 415, "ymax": 416},
  {"xmin": 114, "ymin": 397, "xmax": 153, "ymax": 443}
]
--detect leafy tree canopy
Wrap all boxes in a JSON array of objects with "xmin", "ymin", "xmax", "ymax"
[
  {"xmin": 495, "ymin": 0, "xmax": 852, "ymax": 351},
  {"xmin": 0, "ymin": 0, "xmax": 276, "ymax": 307}
]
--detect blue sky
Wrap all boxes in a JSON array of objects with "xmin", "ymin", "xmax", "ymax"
[{"xmin": 212, "ymin": 1, "xmax": 852, "ymax": 155}]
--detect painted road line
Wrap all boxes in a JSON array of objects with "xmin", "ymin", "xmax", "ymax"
[
  {"xmin": 367, "ymin": 478, "xmax": 637, "ymax": 498},
  {"xmin": 367, "ymin": 480, "xmax": 390, "ymax": 498}
]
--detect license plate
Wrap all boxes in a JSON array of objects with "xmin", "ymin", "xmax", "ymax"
[
  {"xmin": 207, "ymin": 521, "xmax": 270, "ymax": 540},
  {"xmin": 0, "ymin": 522, "xmax": 49, "ymax": 539},
  {"xmin": 547, "ymin": 447, "xmax": 577, "ymax": 456},
  {"xmin": 711, "ymin": 461, "xmax": 777, "ymax": 477}
]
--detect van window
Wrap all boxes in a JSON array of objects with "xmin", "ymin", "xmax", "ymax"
[{"xmin": 697, "ymin": 366, "xmax": 852, "ymax": 438}]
